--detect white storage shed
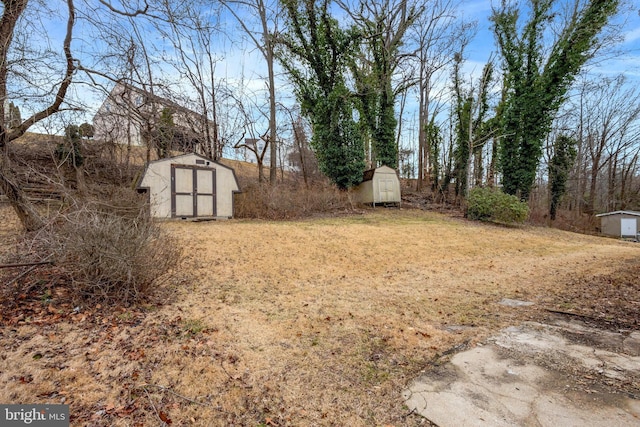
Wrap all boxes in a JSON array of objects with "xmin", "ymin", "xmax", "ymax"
[
  {"xmin": 353, "ymin": 165, "xmax": 401, "ymax": 206},
  {"xmin": 595, "ymin": 210, "xmax": 640, "ymax": 239},
  {"xmin": 137, "ymin": 153, "xmax": 240, "ymax": 219}
]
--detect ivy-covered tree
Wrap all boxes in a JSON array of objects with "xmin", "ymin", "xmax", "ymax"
[
  {"xmin": 548, "ymin": 134, "xmax": 577, "ymax": 220},
  {"xmin": 278, "ymin": 0, "xmax": 365, "ymax": 189},
  {"xmin": 452, "ymin": 59, "xmax": 472, "ymax": 197},
  {"xmin": 59, "ymin": 125, "xmax": 84, "ymax": 169},
  {"xmin": 451, "ymin": 52, "xmax": 494, "ymax": 198},
  {"xmin": 491, "ymin": 0, "xmax": 619, "ymax": 199},
  {"xmin": 156, "ymin": 108, "xmax": 175, "ymax": 159},
  {"xmin": 425, "ymin": 119, "xmax": 442, "ymax": 192},
  {"xmin": 347, "ymin": 0, "xmax": 420, "ymax": 169}
]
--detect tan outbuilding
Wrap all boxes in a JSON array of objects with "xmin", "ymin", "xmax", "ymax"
[
  {"xmin": 353, "ymin": 165, "xmax": 401, "ymax": 206},
  {"xmin": 137, "ymin": 153, "xmax": 240, "ymax": 219},
  {"xmin": 595, "ymin": 210, "xmax": 640, "ymax": 238}
]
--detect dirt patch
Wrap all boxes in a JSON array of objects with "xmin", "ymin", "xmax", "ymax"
[
  {"xmin": 537, "ymin": 264, "xmax": 640, "ymax": 331},
  {"xmin": 1, "ymin": 205, "xmax": 639, "ymax": 426}
]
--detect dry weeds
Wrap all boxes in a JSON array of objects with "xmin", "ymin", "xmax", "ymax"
[{"xmin": 1, "ymin": 205, "xmax": 639, "ymax": 426}]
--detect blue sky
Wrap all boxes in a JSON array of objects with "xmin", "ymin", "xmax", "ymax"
[
  {"xmin": 461, "ymin": 0, "xmax": 640, "ymax": 78},
  {"xmin": 14, "ymin": 0, "xmax": 640, "ymax": 139}
]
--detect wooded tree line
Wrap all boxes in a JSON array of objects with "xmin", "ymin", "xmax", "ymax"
[{"xmin": 0, "ymin": 0, "xmax": 636, "ymax": 232}]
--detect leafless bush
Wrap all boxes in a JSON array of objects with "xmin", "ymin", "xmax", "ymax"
[
  {"xmin": 38, "ymin": 193, "xmax": 180, "ymax": 304},
  {"xmin": 235, "ymin": 181, "xmax": 351, "ymax": 220}
]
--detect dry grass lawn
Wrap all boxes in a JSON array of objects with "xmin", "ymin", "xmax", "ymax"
[{"xmin": 1, "ymin": 206, "xmax": 639, "ymax": 426}]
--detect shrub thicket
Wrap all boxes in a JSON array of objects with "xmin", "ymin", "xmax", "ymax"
[
  {"xmin": 234, "ymin": 181, "xmax": 351, "ymax": 220},
  {"xmin": 466, "ymin": 187, "xmax": 529, "ymax": 224},
  {"xmin": 42, "ymin": 192, "xmax": 180, "ymax": 304}
]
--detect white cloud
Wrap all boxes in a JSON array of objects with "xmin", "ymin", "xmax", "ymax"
[{"xmin": 624, "ymin": 27, "xmax": 640, "ymax": 44}]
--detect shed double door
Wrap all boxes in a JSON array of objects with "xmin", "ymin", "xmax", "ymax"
[
  {"xmin": 378, "ymin": 176, "xmax": 396, "ymax": 203},
  {"xmin": 171, "ymin": 165, "xmax": 216, "ymax": 218}
]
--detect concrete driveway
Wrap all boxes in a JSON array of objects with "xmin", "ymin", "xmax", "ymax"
[{"xmin": 404, "ymin": 316, "xmax": 640, "ymax": 426}]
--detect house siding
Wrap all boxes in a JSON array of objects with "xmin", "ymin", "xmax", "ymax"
[{"xmin": 93, "ymin": 82, "xmax": 214, "ymax": 153}]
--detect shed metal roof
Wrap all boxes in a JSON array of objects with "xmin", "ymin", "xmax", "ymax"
[
  {"xmin": 595, "ymin": 210, "xmax": 640, "ymax": 217},
  {"xmin": 361, "ymin": 165, "xmax": 397, "ymax": 182}
]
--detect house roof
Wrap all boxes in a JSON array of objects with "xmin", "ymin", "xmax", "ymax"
[
  {"xmin": 595, "ymin": 210, "xmax": 640, "ymax": 217},
  {"xmin": 99, "ymin": 81, "xmax": 211, "ymax": 124}
]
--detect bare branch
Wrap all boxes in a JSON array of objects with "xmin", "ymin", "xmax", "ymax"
[
  {"xmin": 97, "ymin": 0, "xmax": 149, "ymax": 17},
  {"xmin": 7, "ymin": 0, "xmax": 77, "ymax": 142}
]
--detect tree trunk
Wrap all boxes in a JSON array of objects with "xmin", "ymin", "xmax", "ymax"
[
  {"xmin": 416, "ymin": 74, "xmax": 426, "ymax": 191},
  {"xmin": 0, "ymin": 154, "xmax": 44, "ymax": 231},
  {"xmin": 267, "ymin": 42, "xmax": 277, "ymax": 185},
  {"xmin": 487, "ymin": 138, "xmax": 497, "ymax": 188},
  {"xmin": 607, "ymin": 156, "xmax": 617, "ymax": 211},
  {"xmin": 619, "ymin": 152, "xmax": 638, "ymax": 210},
  {"xmin": 587, "ymin": 154, "xmax": 600, "ymax": 214},
  {"xmin": 292, "ymin": 118, "xmax": 308, "ymax": 188}
]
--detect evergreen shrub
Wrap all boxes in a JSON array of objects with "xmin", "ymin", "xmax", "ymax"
[{"xmin": 467, "ymin": 187, "xmax": 529, "ymax": 224}]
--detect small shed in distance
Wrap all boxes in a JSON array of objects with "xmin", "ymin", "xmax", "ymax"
[
  {"xmin": 353, "ymin": 165, "xmax": 401, "ymax": 206},
  {"xmin": 137, "ymin": 153, "xmax": 240, "ymax": 219},
  {"xmin": 595, "ymin": 210, "xmax": 640, "ymax": 238}
]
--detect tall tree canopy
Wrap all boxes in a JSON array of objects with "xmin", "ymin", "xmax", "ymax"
[
  {"xmin": 278, "ymin": 0, "xmax": 365, "ymax": 189},
  {"xmin": 345, "ymin": 0, "xmax": 420, "ymax": 169},
  {"xmin": 492, "ymin": 0, "xmax": 619, "ymax": 199}
]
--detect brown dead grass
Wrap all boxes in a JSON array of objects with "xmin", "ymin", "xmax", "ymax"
[{"xmin": 1, "ymin": 205, "xmax": 639, "ymax": 426}]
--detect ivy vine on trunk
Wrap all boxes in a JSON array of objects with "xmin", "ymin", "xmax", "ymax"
[
  {"xmin": 277, "ymin": 0, "xmax": 365, "ymax": 189},
  {"xmin": 492, "ymin": 0, "xmax": 619, "ymax": 200}
]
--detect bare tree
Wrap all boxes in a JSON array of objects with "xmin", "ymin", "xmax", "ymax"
[
  {"xmin": 0, "ymin": 0, "xmax": 157, "ymax": 231},
  {"xmin": 283, "ymin": 106, "xmax": 320, "ymax": 187},
  {"xmin": 575, "ymin": 75, "xmax": 640, "ymax": 213},
  {"xmin": 81, "ymin": 6, "xmax": 166, "ymax": 164},
  {"xmin": 0, "ymin": 0, "xmax": 76, "ymax": 231},
  {"xmin": 154, "ymin": 0, "xmax": 225, "ymax": 160},
  {"xmin": 229, "ymin": 90, "xmax": 272, "ymax": 182},
  {"xmin": 221, "ymin": 0, "xmax": 281, "ymax": 184},
  {"xmin": 407, "ymin": 0, "xmax": 470, "ymax": 191}
]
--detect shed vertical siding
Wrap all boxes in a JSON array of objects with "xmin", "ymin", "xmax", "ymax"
[
  {"xmin": 354, "ymin": 166, "xmax": 401, "ymax": 205},
  {"xmin": 138, "ymin": 153, "xmax": 239, "ymax": 219},
  {"xmin": 357, "ymin": 180, "xmax": 374, "ymax": 204},
  {"xmin": 600, "ymin": 215, "xmax": 618, "ymax": 236},
  {"xmin": 215, "ymin": 166, "xmax": 237, "ymax": 218}
]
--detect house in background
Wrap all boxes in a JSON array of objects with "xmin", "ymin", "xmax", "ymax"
[
  {"xmin": 595, "ymin": 210, "xmax": 640, "ymax": 239},
  {"xmin": 3, "ymin": 100, "xmax": 21, "ymax": 129},
  {"xmin": 93, "ymin": 81, "xmax": 220, "ymax": 157},
  {"xmin": 137, "ymin": 153, "xmax": 240, "ymax": 219},
  {"xmin": 353, "ymin": 165, "xmax": 401, "ymax": 206}
]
